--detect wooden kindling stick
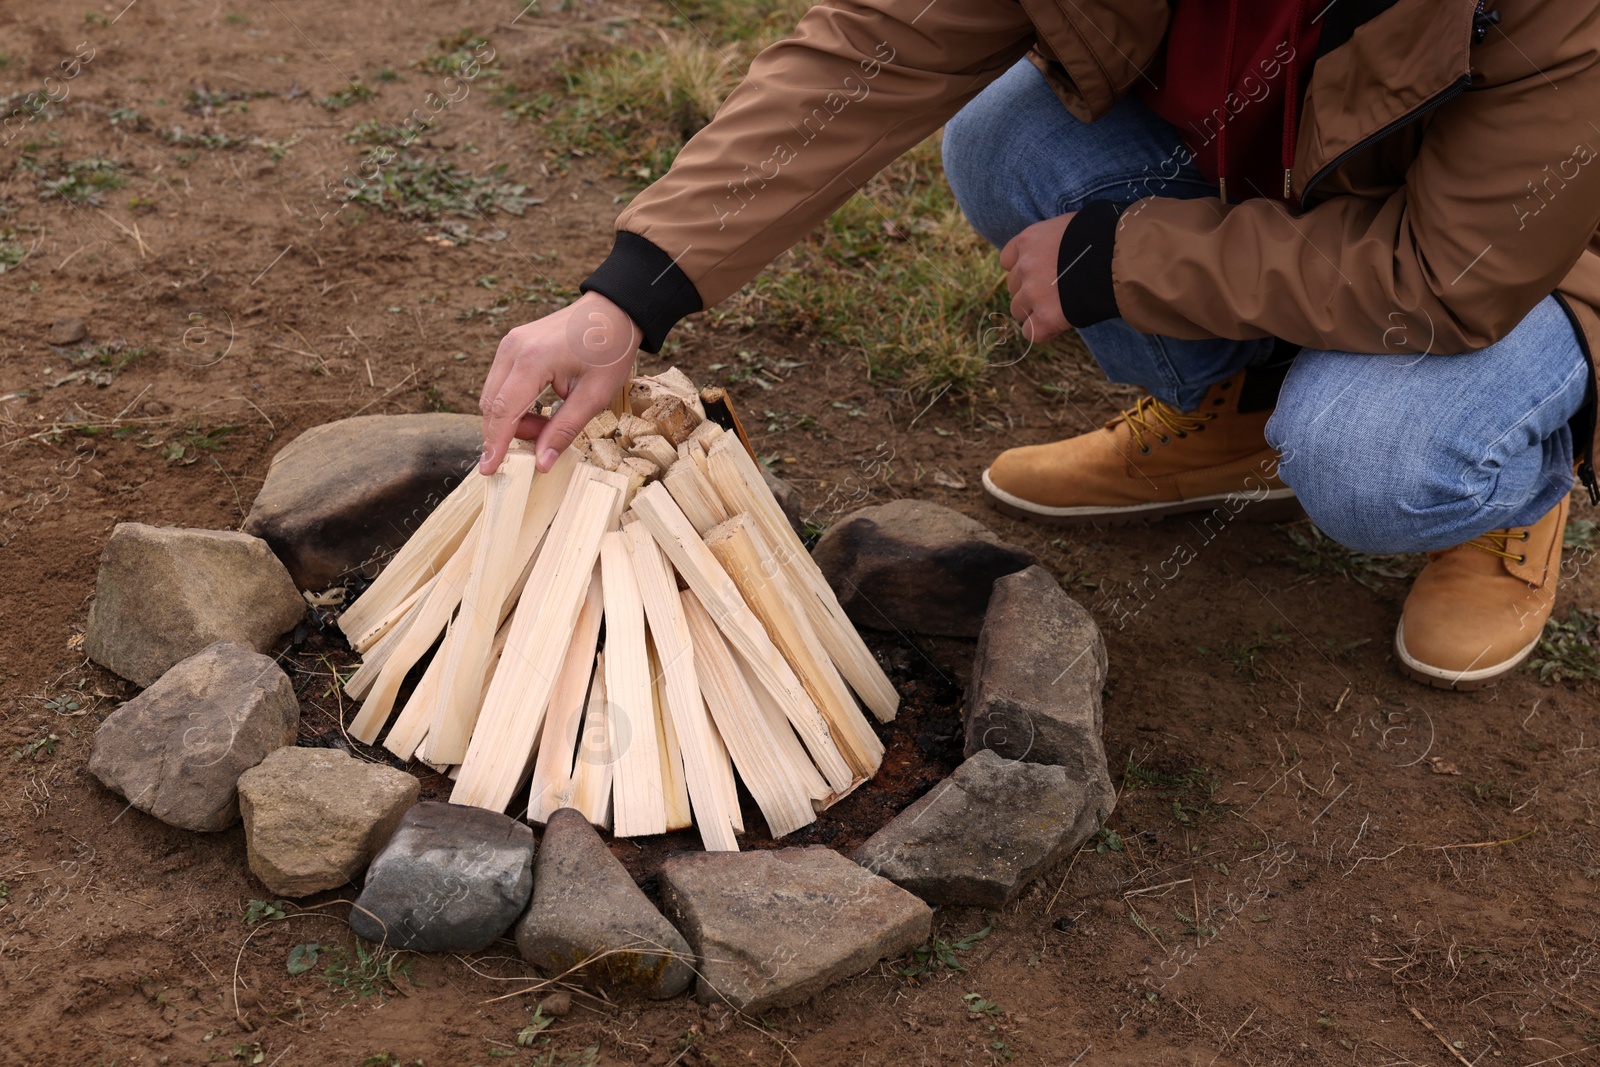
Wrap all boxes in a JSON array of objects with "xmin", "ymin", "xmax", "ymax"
[
  {"xmin": 450, "ymin": 472, "xmax": 625, "ymax": 811},
  {"xmin": 704, "ymin": 512, "xmax": 884, "ymax": 779},
  {"xmin": 565, "ymin": 651, "xmax": 614, "ymax": 828},
  {"xmin": 338, "ymin": 468, "xmax": 483, "ymax": 644},
  {"xmin": 680, "ymin": 589, "xmax": 817, "ymax": 837},
  {"xmin": 705, "ymin": 433, "xmax": 899, "ymax": 723},
  {"xmin": 630, "ymin": 482, "xmax": 856, "ymax": 793},
  {"xmin": 599, "ymin": 529, "xmax": 667, "ymax": 837},
  {"xmin": 626, "ymin": 522, "xmax": 737, "ymax": 850},
  {"xmin": 526, "ymin": 567, "xmax": 604, "ymax": 824}
]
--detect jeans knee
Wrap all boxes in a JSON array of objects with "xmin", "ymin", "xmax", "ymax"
[{"xmin": 942, "ymin": 108, "xmax": 1016, "ymax": 246}]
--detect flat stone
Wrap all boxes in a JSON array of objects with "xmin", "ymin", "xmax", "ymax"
[
  {"xmin": 964, "ymin": 566, "xmax": 1114, "ymax": 825},
  {"xmin": 351, "ymin": 802, "xmax": 534, "ymax": 952},
  {"xmin": 242, "ymin": 413, "xmax": 482, "ymax": 590},
  {"xmin": 516, "ymin": 808, "xmax": 692, "ymax": 999},
  {"xmin": 237, "ymin": 747, "xmax": 418, "ymax": 897},
  {"xmin": 853, "ymin": 750, "xmax": 1095, "ymax": 907},
  {"xmin": 659, "ymin": 847, "xmax": 931, "ymax": 1012},
  {"xmin": 810, "ymin": 499, "xmax": 1034, "ymax": 637},
  {"xmin": 761, "ymin": 468, "xmax": 806, "ymax": 535},
  {"xmin": 85, "ymin": 524, "xmax": 306, "ymax": 687},
  {"xmin": 87, "ymin": 641, "xmax": 298, "ymax": 832},
  {"xmin": 47, "ymin": 317, "xmax": 88, "ymax": 345}
]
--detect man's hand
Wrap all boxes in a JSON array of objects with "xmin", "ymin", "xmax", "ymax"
[
  {"xmin": 478, "ymin": 291, "xmax": 642, "ymax": 475},
  {"xmin": 999, "ymin": 212, "xmax": 1074, "ymax": 345}
]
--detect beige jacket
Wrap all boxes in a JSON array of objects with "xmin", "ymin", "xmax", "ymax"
[{"xmin": 578, "ymin": 0, "xmax": 1600, "ymax": 482}]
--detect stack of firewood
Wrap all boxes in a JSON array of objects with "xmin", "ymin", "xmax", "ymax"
[{"xmin": 335, "ymin": 369, "xmax": 898, "ymax": 851}]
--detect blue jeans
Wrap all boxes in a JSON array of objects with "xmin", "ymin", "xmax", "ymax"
[{"xmin": 944, "ymin": 59, "xmax": 1588, "ymax": 554}]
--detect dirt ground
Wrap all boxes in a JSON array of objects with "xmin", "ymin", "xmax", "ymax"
[{"xmin": 4, "ymin": 2, "xmax": 1600, "ymax": 1065}]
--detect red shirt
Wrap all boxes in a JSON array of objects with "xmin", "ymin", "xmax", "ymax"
[{"xmin": 1140, "ymin": 0, "xmax": 1322, "ymax": 202}]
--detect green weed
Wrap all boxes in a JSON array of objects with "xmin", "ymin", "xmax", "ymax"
[
  {"xmin": 317, "ymin": 82, "xmax": 378, "ymax": 110},
  {"xmin": 157, "ymin": 421, "xmax": 240, "ymax": 466},
  {"xmin": 897, "ymin": 919, "xmax": 993, "ymax": 977},
  {"xmin": 341, "ymin": 150, "xmax": 537, "ymax": 219},
  {"xmin": 32, "ymin": 155, "xmax": 124, "ymax": 205},
  {"xmin": 418, "ymin": 30, "xmax": 497, "ymax": 76},
  {"xmin": 1527, "ymin": 607, "xmax": 1600, "ymax": 685},
  {"xmin": 288, "ymin": 939, "xmax": 414, "ymax": 1000},
  {"xmin": 13, "ymin": 733, "xmax": 59, "ymax": 760},
  {"xmin": 243, "ymin": 900, "xmax": 287, "ymax": 924},
  {"xmin": 1283, "ymin": 522, "xmax": 1417, "ymax": 591}
]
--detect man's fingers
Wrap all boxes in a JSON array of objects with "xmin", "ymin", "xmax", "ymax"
[
  {"xmin": 479, "ymin": 360, "xmax": 552, "ymax": 474},
  {"xmin": 534, "ymin": 375, "xmax": 611, "ymax": 472},
  {"xmin": 514, "ymin": 411, "xmax": 549, "ymax": 440},
  {"xmin": 999, "ymin": 235, "xmax": 1019, "ymax": 272}
]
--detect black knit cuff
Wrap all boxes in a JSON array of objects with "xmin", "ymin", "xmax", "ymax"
[
  {"xmin": 579, "ymin": 231, "xmax": 703, "ymax": 353},
  {"xmin": 1057, "ymin": 200, "xmax": 1130, "ymax": 328}
]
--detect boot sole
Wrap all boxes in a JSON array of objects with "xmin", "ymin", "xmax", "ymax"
[
  {"xmin": 1393, "ymin": 618, "xmax": 1542, "ymax": 691},
  {"xmin": 981, "ymin": 469, "xmax": 1302, "ymax": 526}
]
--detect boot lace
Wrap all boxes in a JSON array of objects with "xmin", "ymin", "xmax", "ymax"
[
  {"xmin": 1117, "ymin": 396, "xmax": 1217, "ymax": 455},
  {"xmin": 1464, "ymin": 528, "xmax": 1530, "ymax": 565}
]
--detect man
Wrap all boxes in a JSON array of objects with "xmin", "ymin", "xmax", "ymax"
[{"xmin": 478, "ymin": 0, "xmax": 1600, "ymax": 690}]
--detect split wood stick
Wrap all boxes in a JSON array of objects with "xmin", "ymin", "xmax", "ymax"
[
  {"xmin": 384, "ymin": 455, "xmax": 580, "ymax": 761},
  {"xmin": 587, "ymin": 408, "xmax": 620, "ymax": 439},
  {"xmin": 690, "ymin": 445, "xmax": 711, "ymax": 478},
  {"xmin": 648, "ymin": 637, "xmax": 694, "ymax": 834},
  {"xmin": 689, "ymin": 419, "xmax": 724, "ymax": 451},
  {"xmin": 631, "ymin": 483, "xmax": 854, "ymax": 791},
  {"xmin": 662, "ymin": 457, "xmax": 729, "ymax": 535},
  {"xmin": 349, "ymin": 576, "xmax": 432, "ymax": 655},
  {"xmin": 642, "ymin": 396, "xmax": 698, "ymax": 446},
  {"xmin": 705, "ymin": 513, "xmax": 884, "ymax": 778},
  {"xmin": 343, "ymin": 591, "xmax": 425, "ymax": 700},
  {"xmin": 680, "ymin": 589, "xmax": 817, "ymax": 836},
  {"xmin": 630, "ymin": 369, "xmax": 705, "ymax": 420},
  {"xmin": 599, "ymin": 530, "xmax": 667, "ymax": 837},
  {"xmin": 587, "ymin": 437, "xmax": 625, "ymax": 471},
  {"xmin": 616, "ymin": 413, "xmax": 656, "ymax": 448},
  {"xmin": 450, "ymin": 475, "xmax": 624, "ymax": 811},
  {"xmin": 705, "ymin": 708, "xmax": 743, "ymax": 834},
  {"xmin": 339, "ymin": 469, "xmax": 483, "ymax": 643},
  {"xmin": 563, "ymin": 652, "xmax": 613, "ymax": 828},
  {"xmin": 384, "ymin": 617, "xmax": 452, "ymax": 760},
  {"xmin": 706, "ymin": 434, "xmax": 899, "ymax": 723},
  {"xmin": 428, "ymin": 448, "xmax": 539, "ymax": 764},
  {"xmin": 408, "ymin": 613, "xmax": 514, "ymax": 771},
  {"xmin": 627, "ymin": 524, "xmax": 737, "ymax": 850},
  {"xmin": 347, "ymin": 514, "xmax": 484, "ymax": 744},
  {"xmin": 526, "ymin": 567, "xmax": 604, "ymax": 824},
  {"xmin": 629, "ymin": 434, "xmax": 679, "ymax": 472},
  {"xmin": 728, "ymin": 643, "xmax": 832, "ymax": 803}
]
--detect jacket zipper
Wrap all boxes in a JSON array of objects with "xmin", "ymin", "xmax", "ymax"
[{"xmin": 1298, "ymin": 73, "xmax": 1471, "ymax": 211}]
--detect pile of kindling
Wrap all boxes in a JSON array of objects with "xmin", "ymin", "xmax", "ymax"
[{"xmin": 335, "ymin": 369, "xmax": 898, "ymax": 851}]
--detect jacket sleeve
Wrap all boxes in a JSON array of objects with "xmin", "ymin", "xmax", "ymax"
[
  {"xmin": 1104, "ymin": 0, "xmax": 1600, "ymax": 355},
  {"xmin": 582, "ymin": 0, "xmax": 1036, "ymax": 350}
]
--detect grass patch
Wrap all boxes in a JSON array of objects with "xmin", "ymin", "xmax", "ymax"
[
  {"xmin": 186, "ymin": 87, "xmax": 271, "ymax": 114},
  {"xmin": 1527, "ymin": 607, "xmax": 1600, "ymax": 685},
  {"xmin": 0, "ymin": 232, "xmax": 26, "ymax": 272},
  {"xmin": 1282, "ymin": 522, "xmax": 1418, "ymax": 591},
  {"xmin": 161, "ymin": 125, "xmax": 250, "ymax": 150},
  {"xmin": 341, "ymin": 150, "xmax": 538, "ymax": 219},
  {"xmin": 27, "ymin": 154, "xmax": 124, "ymax": 204},
  {"xmin": 318, "ymin": 81, "xmax": 379, "ymax": 110},
  {"xmin": 897, "ymin": 918, "xmax": 993, "ymax": 977},
  {"xmin": 418, "ymin": 30, "xmax": 497, "ymax": 76},
  {"xmin": 751, "ymin": 137, "xmax": 1017, "ymax": 394},
  {"xmin": 287, "ymin": 938, "xmax": 415, "ymax": 1001}
]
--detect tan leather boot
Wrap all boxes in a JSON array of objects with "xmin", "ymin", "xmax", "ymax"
[
  {"xmin": 981, "ymin": 371, "xmax": 1296, "ymax": 523},
  {"xmin": 1395, "ymin": 493, "xmax": 1568, "ymax": 690}
]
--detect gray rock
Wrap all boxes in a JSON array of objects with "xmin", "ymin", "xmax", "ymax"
[
  {"xmin": 761, "ymin": 468, "xmax": 806, "ymax": 535},
  {"xmin": 237, "ymin": 747, "xmax": 418, "ymax": 897},
  {"xmin": 47, "ymin": 317, "xmax": 88, "ymax": 345},
  {"xmin": 659, "ymin": 847, "xmax": 931, "ymax": 1012},
  {"xmin": 516, "ymin": 808, "xmax": 692, "ymax": 999},
  {"xmin": 87, "ymin": 641, "xmax": 298, "ymax": 832},
  {"xmin": 853, "ymin": 750, "xmax": 1096, "ymax": 907},
  {"xmin": 351, "ymin": 802, "xmax": 534, "ymax": 952},
  {"xmin": 85, "ymin": 524, "xmax": 306, "ymax": 687},
  {"xmin": 963, "ymin": 566, "xmax": 1114, "ymax": 825},
  {"xmin": 242, "ymin": 413, "xmax": 482, "ymax": 590},
  {"xmin": 811, "ymin": 499, "xmax": 1034, "ymax": 637}
]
